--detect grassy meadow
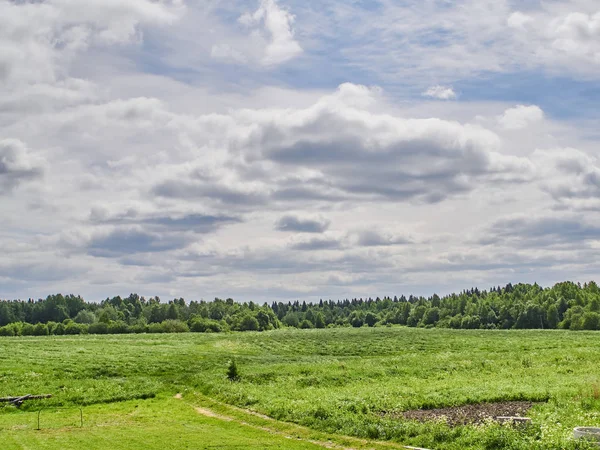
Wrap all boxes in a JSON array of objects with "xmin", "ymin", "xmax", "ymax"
[{"xmin": 2, "ymin": 327, "xmax": 600, "ymax": 449}]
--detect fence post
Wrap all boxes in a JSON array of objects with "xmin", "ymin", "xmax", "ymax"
[{"xmin": 80, "ymin": 407, "xmax": 83, "ymax": 427}]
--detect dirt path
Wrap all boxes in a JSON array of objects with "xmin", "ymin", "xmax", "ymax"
[{"xmin": 173, "ymin": 394, "xmax": 425, "ymax": 450}]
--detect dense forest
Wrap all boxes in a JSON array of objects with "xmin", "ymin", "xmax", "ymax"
[{"xmin": 1, "ymin": 281, "xmax": 600, "ymax": 336}]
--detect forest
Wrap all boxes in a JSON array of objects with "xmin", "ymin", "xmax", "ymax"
[{"xmin": 1, "ymin": 281, "xmax": 600, "ymax": 336}]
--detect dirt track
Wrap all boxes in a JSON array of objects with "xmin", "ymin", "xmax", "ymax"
[{"xmin": 173, "ymin": 393, "xmax": 423, "ymax": 450}]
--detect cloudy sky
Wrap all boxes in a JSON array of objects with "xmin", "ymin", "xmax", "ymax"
[{"xmin": 1, "ymin": 0, "xmax": 600, "ymax": 302}]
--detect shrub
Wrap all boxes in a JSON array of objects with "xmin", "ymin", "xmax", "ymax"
[
  {"xmin": 189, "ymin": 317, "xmax": 224, "ymax": 333},
  {"xmin": 88, "ymin": 322, "xmax": 109, "ymax": 334},
  {"xmin": 129, "ymin": 323, "xmax": 149, "ymax": 334},
  {"xmin": 21, "ymin": 323, "xmax": 35, "ymax": 336},
  {"xmin": 236, "ymin": 315, "xmax": 259, "ymax": 332},
  {"xmin": 365, "ymin": 312, "xmax": 378, "ymax": 327},
  {"xmin": 0, "ymin": 325, "xmax": 15, "ymax": 336},
  {"xmin": 107, "ymin": 321, "xmax": 130, "ymax": 334},
  {"xmin": 227, "ymin": 359, "xmax": 240, "ymax": 381},
  {"xmin": 32, "ymin": 323, "xmax": 49, "ymax": 336},
  {"xmin": 300, "ymin": 319, "xmax": 314, "ymax": 329},
  {"xmin": 64, "ymin": 322, "xmax": 87, "ymax": 335},
  {"xmin": 149, "ymin": 320, "xmax": 189, "ymax": 333},
  {"xmin": 52, "ymin": 322, "xmax": 66, "ymax": 335},
  {"xmin": 74, "ymin": 310, "xmax": 97, "ymax": 324},
  {"xmin": 161, "ymin": 319, "xmax": 189, "ymax": 333}
]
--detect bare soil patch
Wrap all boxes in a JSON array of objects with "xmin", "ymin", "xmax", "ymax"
[{"xmin": 397, "ymin": 401, "xmax": 533, "ymax": 426}]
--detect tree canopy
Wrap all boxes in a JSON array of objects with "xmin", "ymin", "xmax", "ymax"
[{"xmin": 2, "ymin": 281, "xmax": 600, "ymax": 335}]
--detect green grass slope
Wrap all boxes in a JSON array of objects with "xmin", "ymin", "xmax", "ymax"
[{"xmin": 2, "ymin": 327, "xmax": 600, "ymax": 449}]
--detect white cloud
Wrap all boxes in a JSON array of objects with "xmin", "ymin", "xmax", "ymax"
[
  {"xmin": 210, "ymin": 44, "xmax": 248, "ymax": 64},
  {"xmin": 2, "ymin": 0, "xmax": 600, "ymax": 303},
  {"xmin": 238, "ymin": 0, "xmax": 302, "ymax": 66},
  {"xmin": 422, "ymin": 85, "xmax": 457, "ymax": 100},
  {"xmin": 0, "ymin": 0, "xmax": 183, "ymax": 85},
  {"xmin": 0, "ymin": 139, "xmax": 45, "ymax": 194},
  {"xmin": 508, "ymin": 7, "xmax": 600, "ymax": 75},
  {"xmin": 498, "ymin": 105, "xmax": 544, "ymax": 130},
  {"xmin": 507, "ymin": 12, "xmax": 534, "ymax": 29},
  {"xmin": 533, "ymin": 148, "xmax": 600, "ymax": 211},
  {"xmin": 153, "ymin": 84, "xmax": 534, "ymax": 208}
]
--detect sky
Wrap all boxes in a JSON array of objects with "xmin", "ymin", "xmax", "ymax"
[{"xmin": 1, "ymin": 0, "xmax": 600, "ymax": 303}]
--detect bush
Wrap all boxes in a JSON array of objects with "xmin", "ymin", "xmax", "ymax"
[
  {"xmin": 227, "ymin": 359, "xmax": 240, "ymax": 381},
  {"xmin": 32, "ymin": 323, "xmax": 49, "ymax": 336},
  {"xmin": 365, "ymin": 312, "xmax": 378, "ymax": 327},
  {"xmin": 189, "ymin": 317, "xmax": 224, "ymax": 333},
  {"xmin": 300, "ymin": 319, "xmax": 314, "ymax": 329},
  {"xmin": 21, "ymin": 323, "xmax": 35, "ymax": 336},
  {"xmin": 129, "ymin": 323, "xmax": 149, "ymax": 333},
  {"xmin": 88, "ymin": 322, "xmax": 109, "ymax": 334},
  {"xmin": 149, "ymin": 320, "xmax": 189, "ymax": 333},
  {"xmin": 64, "ymin": 322, "xmax": 87, "ymax": 335},
  {"xmin": 0, "ymin": 325, "xmax": 15, "ymax": 336},
  {"xmin": 236, "ymin": 315, "xmax": 259, "ymax": 332},
  {"xmin": 74, "ymin": 310, "xmax": 97, "ymax": 324},
  {"xmin": 52, "ymin": 322, "xmax": 66, "ymax": 335},
  {"xmin": 161, "ymin": 320, "xmax": 189, "ymax": 333},
  {"xmin": 107, "ymin": 321, "xmax": 130, "ymax": 334}
]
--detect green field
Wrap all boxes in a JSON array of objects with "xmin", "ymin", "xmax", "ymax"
[{"xmin": 2, "ymin": 327, "xmax": 600, "ymax": 449}]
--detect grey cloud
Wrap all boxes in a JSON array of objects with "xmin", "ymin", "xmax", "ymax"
[
  {"xmin": 290, "ymin": 237, "xmax": 342, "ymax": 251},
  {"xmin": 480, "ymin": 216, "xmax": 600, "ymax": 248},
  {"xmin": 153, "ymin": 180, "xmax": 268, "ymax": 206},
  {"xmin": 152, "ymin": 89, "xmax": 534, "ymax": 209},
  {"xmin": 88, "ymin": 228, "xmax": 191, "ymax": 257},
  {"xmin": 406, "ymin": 251, "xmax": 578, "ymax": 274},
  {"xmin": 182, "ymin": 244, "xmax": 393, "ymax": 276},
  {"xmin": 91, "ymin": 209, "xmax": 241, "ymax": 234},
  {"xmin": 0, "ymin": 139, "xmax": 43, "ymax": 193},
  {"xmin": 275, "ymin": 215, "xmax": 330, "ymax": 233},
  {"xmin": 355, "ymin": 229, "xmax": 412, "ymax": 247},
  {"xmin": 535, "ymin": 149, "xmax": 600, "ymax": 209},
  {"xmin": 143, "ymin": 213, "xmax": 240, "ymax": 232},
  {"xmin": 0, "ymin": 261, "xmax": 88, "ymax": 284}
]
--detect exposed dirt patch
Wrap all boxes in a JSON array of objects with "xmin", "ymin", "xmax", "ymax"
[
  {"xmin": 174, "ymin": 393, "xmax": 182, "ymax": 399},
  {"xmin": 397, "ymin": 401, "xmax": 533, "ymax": 426},
  {"xmin": 194, "ymin": 406, "xmax": 233, "ymax": 421}
]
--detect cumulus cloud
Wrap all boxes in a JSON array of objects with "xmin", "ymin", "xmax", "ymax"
[
  {"xmin": 498, "ymin": 105, "xmax": 544, "ymax": 130},
  {"xmin": 534, "ymin": 148, "xmax": 600, "ymax": 210},
  {"xmin": 0, "ymin": 139, "xmax": 44, "ymax": 194},
  {"xmin": 507, "ymin": 12, "xmax": 534, "ymax": 29},
  {"xmin": 2, "ymin": 0, "xmax": 600, "ymax": 303},
  {"xmin": 153, "ymin": 84, "xmax": 534, "ymax": 211},
  {"xmin": 275, "ymin": 215, "xmax": 330, "ymax": 233},
  {"xmin": 238, "ymin": 0, "xmax": 302, "ymax": 66},
  {"xmin": 0, "ymin": 0, "xmax": 183, "ymax": 84},
  {"xmin": 422, "ymin": 85, "xmax": 457, "ymax": 100},
  {"xmin": 507, "ymin": 7, "xmax": 600, "ymax": 75}
]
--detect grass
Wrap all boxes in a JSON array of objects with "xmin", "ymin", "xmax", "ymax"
[
  {"xmin": 0, "ymin": 397, "xmax": 330, "ymax": 449},
  {"xmin": 2, "ymin": 327, "xmax": 600, "ymax": 449}
]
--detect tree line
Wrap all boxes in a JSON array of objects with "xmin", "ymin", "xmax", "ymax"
[{"xmin": 1, "ymin": 281, "xmax": 600, "ymax": 336}]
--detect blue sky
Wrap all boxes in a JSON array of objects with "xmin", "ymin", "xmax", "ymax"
[{"xmin": 1, "ymin": 0, "xmax": 600, "ymax": 302}]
